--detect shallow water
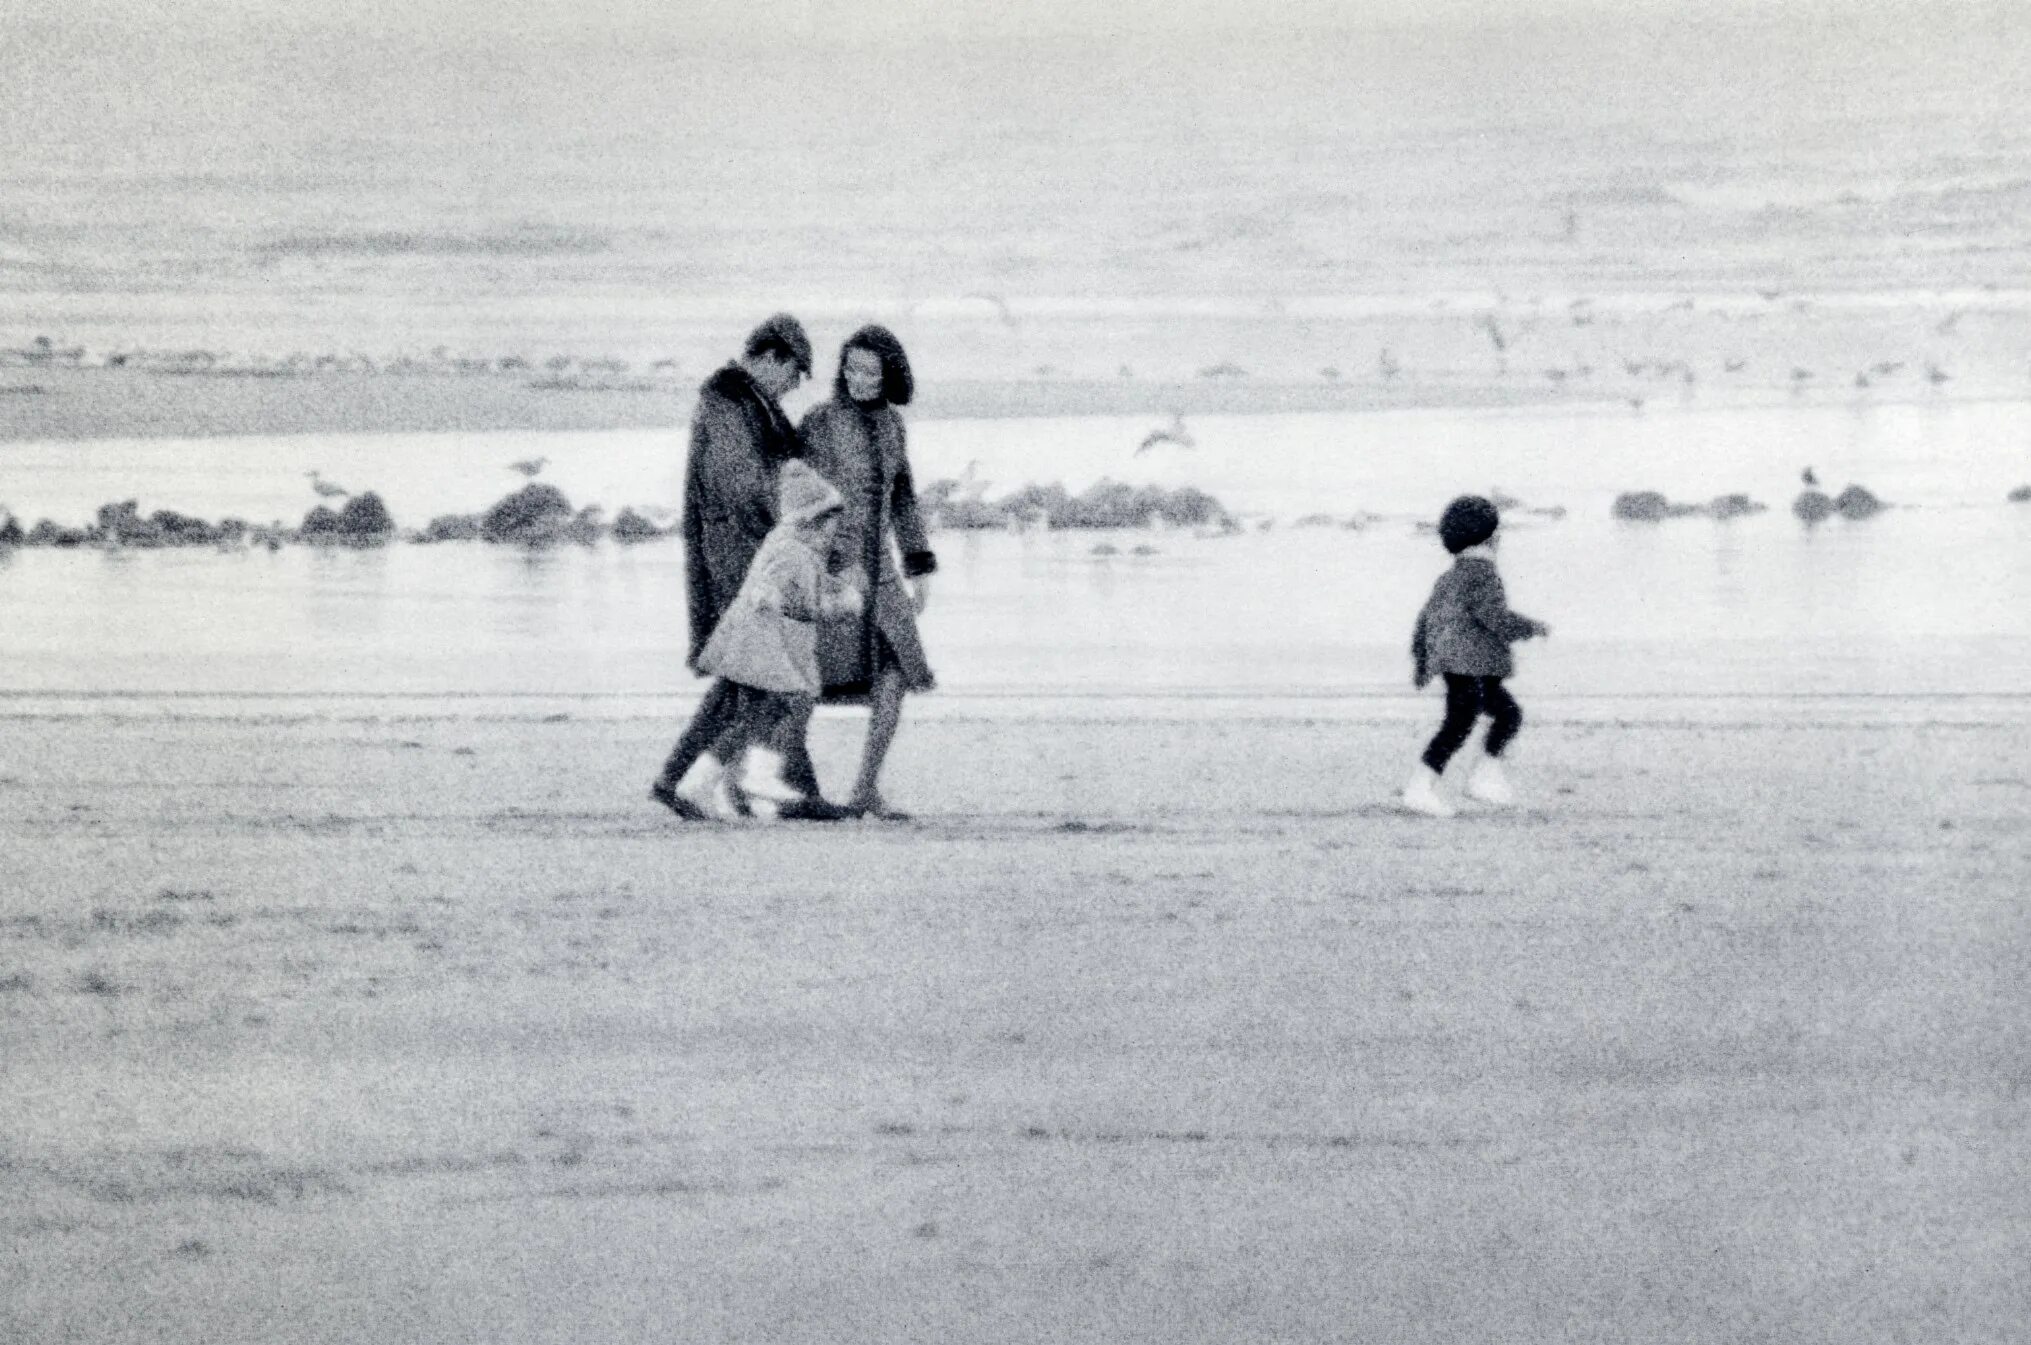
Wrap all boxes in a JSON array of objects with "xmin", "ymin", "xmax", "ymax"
[{"xmin": 2, "ymin": 400, "xmax": 2026, "ymax": 701}]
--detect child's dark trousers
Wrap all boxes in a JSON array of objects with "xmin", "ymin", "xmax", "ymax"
[{"xmin": 1422, "ymin": 674, "xmax": 1523, "ymax": 772}]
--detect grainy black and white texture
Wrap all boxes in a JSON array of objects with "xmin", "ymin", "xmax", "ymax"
[{"xmin": 3, "ymin": 3, "xmax": 2028, "ymax": 1341}]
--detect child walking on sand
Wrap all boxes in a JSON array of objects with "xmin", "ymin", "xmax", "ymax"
[
  {"xmin": 1403, "ymin": 495, "xmax": 1550, "ymax": 818},
  {"xmin": 661, "ymin": 460, "xmax": 864, "ymax": 820}
]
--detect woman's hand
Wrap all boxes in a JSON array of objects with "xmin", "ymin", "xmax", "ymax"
[{"xmin": 911, "ymin": 573, "xmax": 932, "ymax": 615}]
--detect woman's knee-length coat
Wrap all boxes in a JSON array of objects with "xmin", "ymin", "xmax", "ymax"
[{"xmin": 796, "ymin": 398, "xmax": 937, "ymax": 698}]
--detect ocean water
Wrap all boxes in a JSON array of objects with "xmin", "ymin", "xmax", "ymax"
[
  {"xmin": 4, "ymin": 12, "xmax": 2029, "ymax": 706},
  {"xmin": 1, "ymin": 399, "xmax": 2026, "ymax": 702},
  {"xmin": 3, "ymin": 12, "xmax": 2030, "ymax": 377}
]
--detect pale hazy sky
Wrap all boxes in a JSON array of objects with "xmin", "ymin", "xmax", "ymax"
[{"xmin": 29, "ymin": 0, "xmax": 2008, "ymax": 36}]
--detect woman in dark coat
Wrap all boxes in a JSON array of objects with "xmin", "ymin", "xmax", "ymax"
[{"xmin": 797, "ymin": 325, "xmax": 937, "ymax": 820}]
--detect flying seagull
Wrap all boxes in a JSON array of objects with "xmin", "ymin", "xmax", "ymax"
[{"xmin": 1136, "ymin": 414, "xmax": 1196, "ymax": 455}]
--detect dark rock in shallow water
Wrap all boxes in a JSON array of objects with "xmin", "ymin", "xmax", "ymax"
[
  {"xmin": 299, "ymin": 504, "xmax": 345, "ymax": 539},
  {"xmin": 419, "ymin": 513, "xmax": 483, "ymax": 542},
  {"xmin": 149, "ymin": 509, "xmax": 222, "ymax": 544},
  {"xmin": 482, "ymin": 483, "xmax": 574, "ymax": 543},
  {"xmin": 1612, "ymin": 491, "xmax": 1676, "ymax": 521},
  {"xmin": 1705, "ymin": 493, "xmax": 1766, "ymax": 520},
  {"xmin": 96, "ymin": 500, "xmax": 162, "ymax": 545},
  {"xmin": 1050, "ymin": 480, "xmax": 1230, "ymax": 530},
  {"xmin": 26, "ymin": 520, "xmax": 88, "ymax": 547},
  {"xmin": 611, "ymin": 507, "xmax": 662, "ymax": 541},
  {"xmin": 87, "ymin": 500, "xmax": 228, "ymax": 547},
  {"xmin": 1792, "ymin": 490, "xmax": 1836, "ymax": 523},
  {"xmin": 2008, "ymin": 484, "xmax": 2031, "ymax": 504},
  {"xmin": 336, "ymin": 491, "xmax": 395, "ymax": 539},
  {"xmin": 1615, "ymin": 491, "xmax": 1757, "ymax": 522},
  {"xmin": 920, "ymin": 478, "xmax": 1233, "ymax": 532},
  {"xmin": 1833, "ymin": 485, "xmax": 1885, "ymax": 519},
  {"xmin": 0, "ymin": 515, "xmax": 22, "ymax": 547},
  {"xmin": 563, "ymin": 506, "xmax": 606, "ymax": 544}
]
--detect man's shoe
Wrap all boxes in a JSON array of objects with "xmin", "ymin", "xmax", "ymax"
[{"xmin": 649, "ymin": 781, "xmax": 709, "ymax": 821}]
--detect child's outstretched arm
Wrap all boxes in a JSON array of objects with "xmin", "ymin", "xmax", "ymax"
[
  {"xmin": 1410, "ymin": 607, "xmax": 1432, "ymax": 688},
  {"xmin": 1464, "ymin": 568, "xmax": 1546, "ymax": 642}
]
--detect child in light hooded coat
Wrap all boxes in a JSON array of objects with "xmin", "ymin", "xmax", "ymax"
[{"xmin": 682, "ymin": 460, "xmax": 864, "ymax": 817}]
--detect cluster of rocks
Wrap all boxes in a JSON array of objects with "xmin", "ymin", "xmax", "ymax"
[
  {"xmin": 1612, "ymin": 491, "xmax": 1769, "ymax": 522},
  {"xmin": 1790, "ymin": 484, "xmax": 1886, "ymax": 522},
  {"xmin": 0, "ymin": 501, "xmax": 291, "ymax": 550},
  {"xmin": 919, "ymin": 478, "xmax": 1233, "ymax": 531},
  {"xmin": 413, "ymin": 484, "xmax": 664, "ymax": 545},
  {"xmin": 0, "ymin": 486, "xmax": 675, "ymax": 551}
]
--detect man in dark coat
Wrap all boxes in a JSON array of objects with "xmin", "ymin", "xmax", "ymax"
[{"xmin": 650, "ymin": 314, "xmax": 842, "ymax": 820}]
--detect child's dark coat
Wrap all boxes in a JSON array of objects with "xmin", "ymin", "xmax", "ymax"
[{"xmin": 1411, "ymin": 553, "xmax": 1544, "ymax": 686}]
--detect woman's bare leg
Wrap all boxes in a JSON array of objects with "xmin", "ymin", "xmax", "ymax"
[{"xmin": 849, "ymin": 661, "xmax": 907, "ymax": 814}]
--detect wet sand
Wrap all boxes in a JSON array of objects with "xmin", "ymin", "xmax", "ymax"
[{"xmin": 2, "ymin": 697, "xmax": 2025, "ymax": 1343}]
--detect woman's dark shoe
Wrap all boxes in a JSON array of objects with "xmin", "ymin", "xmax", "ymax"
[
  {"xmin": 850, "ymin": 793, "xmax": 913, "ymax": 823},
  {"xmin": 648, "ymin": 781, "xmax": 710, "ymax": 821},
  {"xmin": 777, "ymin": 796, "xmax": 854, "ymax": 822}
]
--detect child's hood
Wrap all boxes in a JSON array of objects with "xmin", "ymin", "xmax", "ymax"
[{"xmin": 775, "ymin": 459, "xmax": 844, "ymax": 526}]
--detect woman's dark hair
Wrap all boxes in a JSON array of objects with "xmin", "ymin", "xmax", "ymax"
[{"xmin": 833, "ymin": 324, "xmax": 914, "ymax": 407}]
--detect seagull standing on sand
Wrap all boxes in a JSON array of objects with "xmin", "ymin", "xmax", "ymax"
[
  {"xmin": 307, "ymin": 471, "xmax": 348, "ymax": 499},
  {"xmin": 509, "ymin": 456, "xmax": 550, "ymax": 479},
  {"xmin": 1136, "ymin": 414, "xmax": 1196, "ymax": 455}
]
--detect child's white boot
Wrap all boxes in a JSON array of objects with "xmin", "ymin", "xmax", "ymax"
[
  {"xmin": 739, "ymin": 745, "xmax": 803, "ymax": 821},
  {"xmin": 1400, "ymin": 765, "xmax": 1457, "ymax": 818},
  {"xmin": 677, "ymin": 754, "xmax": 738, "ymax": 819},
  {"xmin": 1465, "ymin": 757, "xmax": 1517, "ymax": 807},
  {"xmin": 740, "ymin": 746, "xmax": 803, "ymax": 804}
]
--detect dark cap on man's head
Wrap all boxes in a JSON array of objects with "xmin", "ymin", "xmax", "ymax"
[
  {"xmin": 744, "ymin": 313, "xmax": 813, "ymax": 375},
  {"xmin": 1438, "ymin": 495, "xmax": 1500, "ymax": 553}
]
